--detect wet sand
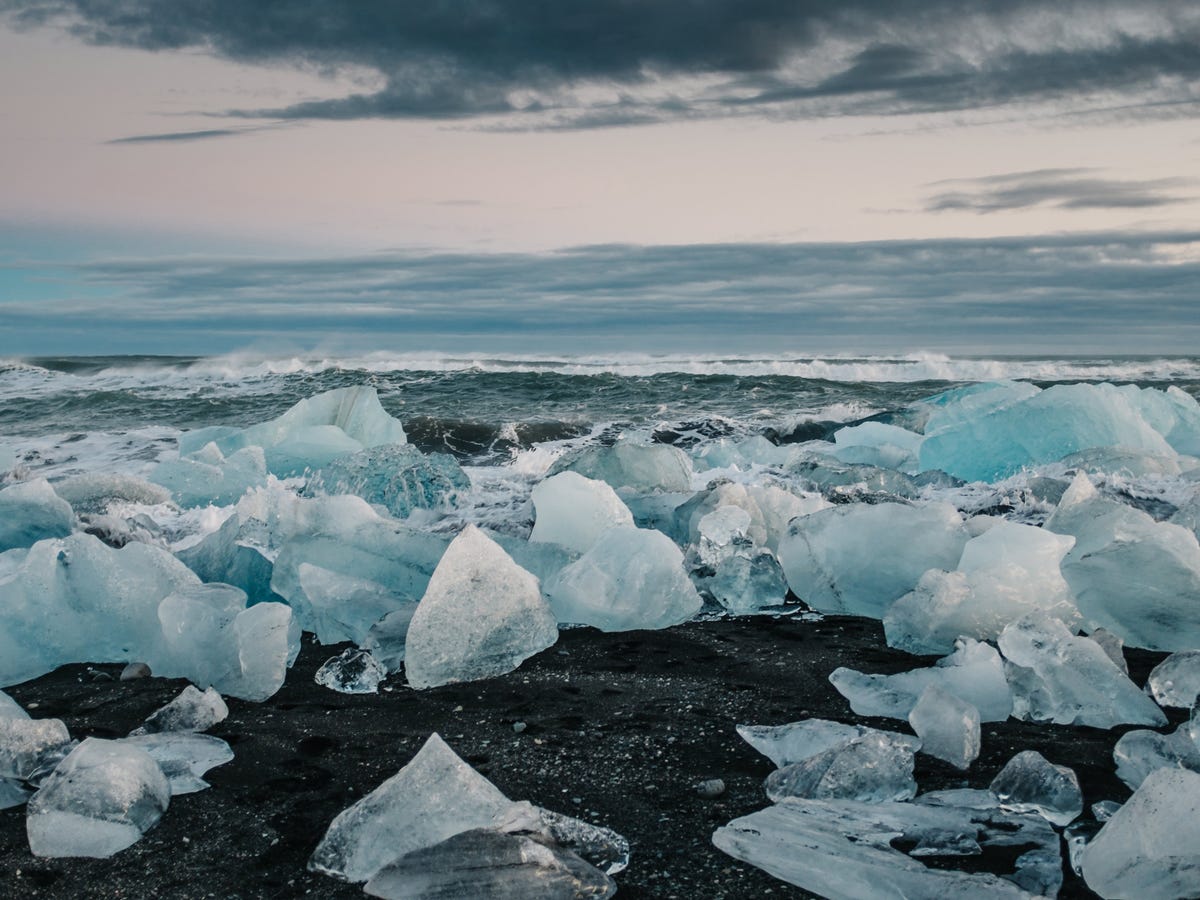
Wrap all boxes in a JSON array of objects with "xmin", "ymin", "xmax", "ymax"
[{"xmin": 0, "ymin": 614, "xmax": 1178, "ymax": 899}]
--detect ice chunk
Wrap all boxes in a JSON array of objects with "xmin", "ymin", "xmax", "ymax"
[
  {"xmin": 0, "ymin": 534, "xmax": 200, "ymax": 687},
  {"xmin": 0, "ymin": 479, "xmax": 74, "ymax": 551},
  {"xmin": 1088, "ymin": 627, "xmax": 1128, "ymax": 674},
  {"xmin": 884, "ymin": 521, "xmax": 1079, "ymax": 654},
  {"xmin": 152, "ymin": 584, "xmax": 299, "ymax": 702},
  {"xmin": 713, "ymin": 796, "xmax": 1058, "ymax": 900},
  {"xmin": 405, "ymin": 526, "xmax": 558, "ymax": 690},
  {"xmin": 119, "ymin": 733, "xmax": 233, "ymax": 795},
  {"xmin": 1046, "ymin": 473, "xmax": 1200, "ymax": 651},
  {"xmin": 919, "ymin": 382, "xmax": 1180, "ymax": 482},
  {"xmin": 1060, "ymin": 446, "xmax": 1185, "ymax": 477},
  {"xmin": 779, "ymin": 502, "xmax": 967, "ymax": 617},
  {"xmin": 1113, "ymin": 711, "xmax": 1200, "ymax": 790},
  {"xmin": 998, "ymin": 613, "xmax": 1167, "ymax": 728},
  {"xmin": 131, "ymin": 685, "xmax": 228, "ymax": 736},
  {"xmin": 363, "ymin": 828, "xmax": 616, "ymax": 900},
  {"xmin": 316, "ymin": 648, "xmax": 387, "ymax": 694},
  {"xmin": 830, "ymin": 638, "xmax": 1012, "ymax": 722},
  {"xmin": 52, "ymin": 473, "xmax": 171, "ymax": 516},
  {"xmin": 701, "ymin": 548, "xmax": 789, "ymax": 615},
  {"xmin": 176, "ymin": 514, "xmax": 279, "ymax": 607},
  {"xmin": 1081, "ymin": 768, "xmax": 1200, "ymax": 900},
  {"xmin": 544, "ymin": 526, "xmax": 702, "ymax": 631},
  {"xmin": 920, "ymin": 381, "xmax": 1042, "ymax": 436},
  {"xmin": 306, "ymin": 444, "xmax": 468, "ymax": 519},
  {"xmin": 1146, "ymin": 650, "xmax": 1200, "ymax": 708},
  {"xmin": 549, "ymin": 443, "xmax": 693, "ymax": 493},
  {"xmin": 362, "ymin": 606, "xmax": 417, "ymax": 673},
  {"xmin": 309, "ymin": 732, "xmax": 513, "ymax": 882},
  {"xmin": 150, "ymin": 444, "xmax": 268, "ymax": 507},
  {"xmin": 0, "ymin": 717, "xmax": 72, "ymax": 782},
  {"xmin": 764, "ymin": 732, "xmax": 918, "ymax": 803},
  {"xmin": 529, "ymin": 471, "xmax": 634, "ymax": 553},
  {"xmin": 990, "ymin": 750, "xmax": 1082, "ymax": 827},
  {"xmin": 737, "ymin": 719, "xmax": 919, "ymax": 769},
  {"xmin": 786, "ymin": 454, "xmax": 923, "ymax": 500},
  {"xmin": 829, "ymin": 422, "xmax": 924, "ymax": 473},
  {"xmin": 26, "ymin": 738, "xmax": 170, "ymax": 858},
  {"xmin": 908, "ymin": 684, "xmax": 980, "ymax": 770},
  {"xmin": 1, "ymin": 778, "xmax": 29, "ymax": 810},
  {"xmin": 493, "ymin": 802, "xmax": 630, "ymax": 876},
  {"xmin": 0, "ymin": 689, "xmax": 28, "ymax": 720}
]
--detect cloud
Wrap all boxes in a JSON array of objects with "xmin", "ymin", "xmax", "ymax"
[
  {"xmin": 4, "ymin": 1, "xmax": 1200, "ymax": 128},
  {"xmin": 926, "ymin": 168, "xmax": 1197, "ymax": 213},
  {"xmin": 4, "ymin": 231, "xmax": 1199, "ymax": 354},
  {"xmin": 105, "ymin": 125, "xmax": 278, "ymax": 144}
]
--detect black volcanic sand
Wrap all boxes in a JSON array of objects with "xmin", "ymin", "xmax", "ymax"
[{"xmin": 0, "ymin": 614, "xmax": 1181, "ymax": 899}]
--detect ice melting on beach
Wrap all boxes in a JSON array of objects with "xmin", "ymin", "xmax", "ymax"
[
  {"xmin": 990, "ymin": 750, "xmax": 1083, "ymax": 827},
  {"xmin": 529, "ymin": 471, "xmax": 634, "ymax": 553},
  {"xmin": 908, "ymin": 684, "xmax": 981, "ymax": 770},
  {"xmin": 778, "ymin": 502, "xmax": 967, "ymax": 617},
  {"xmin": 120, "ymin": 733, "xmax": 233, "ymax": 795},
  {"xmin": 545, "ymin": 526, "xmax": 703, "ymax": 631},
  {"xmin": 0, "ymin": 479, "xmax": 75, "ymax": 552},
  {"xmin": 764, "ymin": 731, "xmax": 919, "ymax": 804},
  {"xmin": 315, "ymin": 648, "xmax": 387, "ymax": 694},
  {"xmin": 549, "ymin": 442, "xmax": 693, "ymax": 493},
  {"xmin": 1113, "ymin": 711, "xmax": 1200, "ymax": 790},
  {"xmin": 131, "ymin": 685, "xmax": 229, "ymax": 736},
  {"xmin": 736, "ymin": 719, "xmax": 917, "ymax": 769},
  {"xmin": 404, "ymin": 526, "xmax": 558, "ymax": 690},
  {"xmin": 305, "ymin": 444, "xmax": 468, "ymax": 519},
  {"xmin": 1146, "ymin": 650, "xmax": 1200, "ymax": 708},
  {"xmin": 26, "ymin": 738, "xmax": 170, "ymax": 858}
]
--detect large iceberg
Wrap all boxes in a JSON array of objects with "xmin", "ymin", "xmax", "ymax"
[
  {"xmin": 779, "ymin": 502, "xmax": 967, "ymax": 617},
  {"xmin": 529, "ymin": 471, "xmax": 634, "ymax": 553},
  {"xmin": 0, "ymin": 479, "xmax": 75, "ymax": 552},
  {"xmin": 544, "ymin": 526, "xmax": 702, "ymax": 631},
  {"xmin": 404, "ymin": 526, "xmax": 558, "ymax": 689}
]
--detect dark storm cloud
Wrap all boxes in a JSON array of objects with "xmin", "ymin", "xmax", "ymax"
[
  {"xmin": 4, "ymin": 1, "xmax": 1199, "ymax": 128},
  {"xmin": 926, "ymin": 169, "xmax": 1197, "ymax": 213},
  {"xmin": 5, "ymin": 232, "xmax": 1199, "ymax": 353}
]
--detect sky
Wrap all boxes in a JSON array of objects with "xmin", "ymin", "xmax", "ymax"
[{"xmin": 1, "ymin": 0, "xmax": 1198, "ymax": 356}]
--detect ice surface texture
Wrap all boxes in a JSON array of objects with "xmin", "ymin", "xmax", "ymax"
[
  {"xmin": 1146, "ymin": 650, "xmax": 1200, "ymax": 708},
  {"xmin": 549, "ymin": 443, "xmax": 693, "ymax": 493},
  {"xmin": 736, "ymin": 719, "xmax": 919, "ymax": 769},
  {"xmin": 405, "ymin": 525, "xmax": 558, "ymax": 690},
  {"xmin": 26, "ymin": 738, "xmax": 170, "ymax": 858},
  {"xmin": 908, "ymin": 684, "xmax": 981, "ymax": 770},
  {"xmin": 529, "ymin": 471, "xmax": 634, "ymax": 553},
  {"xmin": 120, "ymin": 733, "xmax": 233, "ymax": 795},
  {"xmin": 316, "ymin": 648, "xmax": 387, "ymax": 694},
  {"xmin": 131, "ymin": 685, "xmax": 228, "ymax": 736},
  {"xmin": 305, "ymin": 444, "xmax": 468, "ymax": 519},
  {"xmin": 764, "ymin": 732, "xmax": 918, "ymax": 803},
  {"xmin": 990, "ymin": 750, "xmax": 1083, "ymax": 827},
  {"xmin": 0, "ymin": 479, "xmax": 74, "ymax": 551}
]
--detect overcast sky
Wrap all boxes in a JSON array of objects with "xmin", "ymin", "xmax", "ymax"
[{"xmin": 2, "ymin": 1, "xmax": 1198, "ymax": 355}]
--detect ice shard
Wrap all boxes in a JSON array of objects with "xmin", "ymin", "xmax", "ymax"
[
  {"xmin": 990, "ymin": 750, "xmax": 1083, "ymax": 827},
  {"xmin": 764, "ymin": 732, "xmax": 918, "ymax": 803},
  {"xmin": 130, "ymin": 685, "xmax": 229, "ymax": 736},
  {"xmin": 315, "ymin": 648, "xmax": 387, "ymax": 694},
  {"xmin": 908, "ymin": 684, "xmax": 981, "ymax": 770}
]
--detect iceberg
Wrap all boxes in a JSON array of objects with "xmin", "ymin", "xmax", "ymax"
[
  {"xmin": 1081, "ymin": 768, "xmax": 1200, "ymax": 900},
  {"xmin": 0, "ymin": 479, "xmax": 75, "ymax": 552},
  {"xmin": 305, "ymin": 444, "xmax": 468, "ymax": 519},
  {"xmin": 779, "ymin": 502, "xmax": 967, "ymax": 617},
  {"xmin": 26, "ymin": 738, "xmax": 171, "ymax": 858},
  {"xmin": 549, "ymin": 443, "xmax": 693, "ymax": 493},
  {"xmin": 990, "ymin": 750, "xmax": 1083, "ymax": 827},
  {"xmin": 830, "ymin": 638, "xmax": 1012, "ymax": 722},
  {"xmin": 908, "ymin": 684, "xmax": 980, "ymax": 770},
  {"xmin": 544, "ymin": 526, "xmax": 703, "ymax": 631},
  {"xmin": 404, "ymin": 526, "xmax": 558, "ymax": 690},
  {"xmin": 998, "ymin": 613, "xmax": 1167, "ymax": 728},
  {"xmin": 529, "ymin": 471, "xmax": 634, "ymax": 553}
]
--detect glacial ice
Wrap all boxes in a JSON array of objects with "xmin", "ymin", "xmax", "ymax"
[
  {"xmin": 0, "ymin": 479, "xmax": 75, "ymax": 551},
  {"xmin": 363, "ymin": 828, "xmax": 616, "ymax": 900},
  {"xmin": 998, "ymin": 613, "xmax": 1167, "ymax": 728},
  {"xmin": 315, "ymin": 648, "xmax": 387, "ymax": 694},
  {"xmin": 0, "ymin": 716, "xmax": 72, "ymax": 785},
  {"xmin": 919, "ymin": 380, "xmax": 1041, "ymax": 436},
  {"xmin": 764, "ymin": 732, "xmax": 918, "ymax": 803},
  {"xmin": 26, "ymin": 738, "xmax": 170, "ymax": 858},
  {"xmin": 830, "ymin": 638, "xmax": 1013, "ymax": 722},
  {"xmin": 529, "ymin": 471, "xmax": 634, "ymax": 553},
  {"xmin": 829, "ymin": 421, "xmax": 924, "ymax": 473},
  {"xmin": 362, "ymin": 606, "xmax": 417, "ymax": 673},
  {"xmin": 549, "ymin": 442, "xmax": 693, "ymax": 493},
  {"xmin": 1113, "ymin": 712, "xmax": 1200, "ymax": 789},
  {"xmin": 883, "ymin": 521, "xmax": 1079, "ymax": 654},
  {"xmin": 0, "ymin": 689, "xmax": 26, "ymax": 720},
  {"xmin": 701, "ymin": 549, "xmax": 789, "ymax": 615},
  {"xmin": 0, "ymin": 533, "xmax": 201, "ymax": 687},
  {"xmin": 120, "ymin": 733, "xmax": 234, "ymax": 795},
  {"xmin": 1081, "ymin": 768, "xmax": 1200, "ymax": 900},
  {"xmin": 713, "ymin": 796, "xmax": 1060, "ymax": 899},
  {"xmin": 130, "ymin": 685, "xmax": 229, "ymax": 736},
  {"xmin": 544, "ymin": 526, "xmax": 703, "ymax": 631},
  {"xmin": 918, "ymin": 382, "xmax": 1190, "ymax": 482},
  {"xmin": 495, "ymin": 803, "xmax": 629, "ymax": 876},
  {"xmin": 778, "ymin": 502, "xmax": 967, "ymax": 617},
  {"xmin": 990, "ymin": 750, "xmax": 1083, "ymax": 827},
  {"xmin": 736, "ymin": 719, "xmax": 920, "ymax": 769},
  {"xmin": 1088, "ymin": 627, "xmax": 1128, "ymax": 674},
  {"xmin": 150, "ymin": 443, "xmax": 268, "ymax": 507},
  {"xmin": 908, "ymin": 684, "xmax": 980, "ymax": 770},
  {"xmin": 152, "ymin": 584, "xmax": 299, "ymax": 701},
  {"xmin": 179, "ymin": 386, "xmax": 408, "ymax": 478},
  {"xmin": 404, "ymin": 526, "xmax": 558, "ymax": 690},
  {"xmin": 52, "ymin": 473, "xmax": 171, "ymax": 516},
  {"xmin": 1046, "ymin": 473, "xmax": 1200, "ymax": 651},
  {"xmin": 176, "ymin": 514, "xmax": 280, "ymax": 607},
  {"xmin": 305, "ymin": 444, "xmax": 468, "ymax": 518},
  {"xmin": 1146, "ymin": 650, "xmax": 1200, "ymax": 708}
]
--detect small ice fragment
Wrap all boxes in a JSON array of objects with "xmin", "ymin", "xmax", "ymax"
[
  {"xmin": 695, "ymin": 779, "xmax": 726, "ymax": 799},
  {"xmin": 1092, "ymin": 800, "xmax": 1122, "ymax": 821},
  {"xmin": 990, "ymin": 750, "xmax": 1083, "ymax": 827},
  {"xmin": 764, "ymin": 732, "xmax": 918, "ymax": 803},
  {"xmin": 130, "ymin": 685, "xmax": 228, "ymax": 736},
  {"xmin": 0, "ymin": 717, "xmax": 72, "ymax": 781},
  {"xmin": 529, "ymin": 471, "xmax": 634, "ymax": 553},
  {"xmin": 26, "ymin": 737, "xmax": 170, "ymax": 858},
  {"xmin": 119, "ymin": 733, "xmax": 233, "ymax": 795},
  {"xmin": 1146, "ymin": 650, "xmax": 1200, "ymax": 708},
  {"xmin": 908, "ymin": 684, "xmax": 981, "ymax": 770},
  {"xmin": 404, "ymin": 526, "xmax": 558, "ymax": 690},
  {"xmin": 315, "ymin": 649, "xmax": 386, "ymax": 694}
]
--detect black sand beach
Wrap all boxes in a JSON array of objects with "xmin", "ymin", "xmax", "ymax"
[{"xmin": 0, "ymin": 614, "xmax": 1179, "ymax": 899}]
